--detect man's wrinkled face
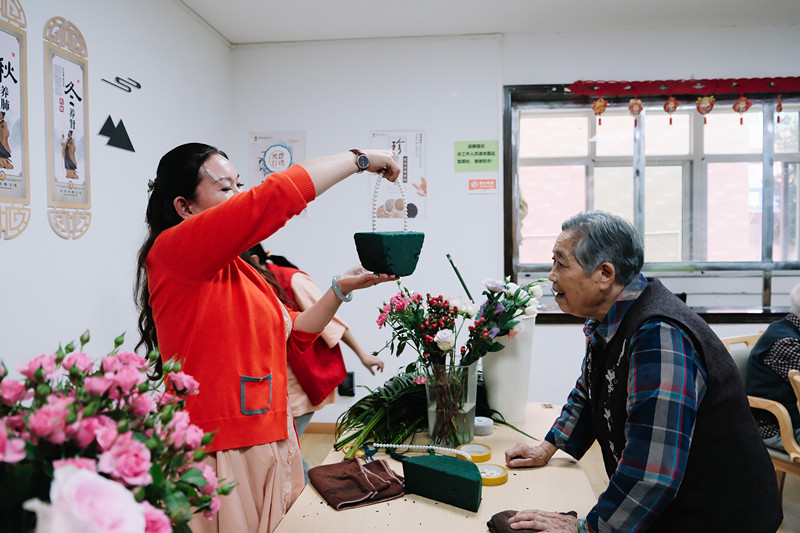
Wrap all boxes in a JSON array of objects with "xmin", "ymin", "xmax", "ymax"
[{"xmin": 548, "ymin": 230, "xmax": 606, "ymax": 319}]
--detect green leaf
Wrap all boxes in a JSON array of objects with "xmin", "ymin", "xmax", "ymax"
[
  {"xmin": 180, "ymin": 466, "xmax": 208, "ymax": 487},
  {"xmin": 165, "ymin": 487, "xmax": 193, "ymax": 523}
]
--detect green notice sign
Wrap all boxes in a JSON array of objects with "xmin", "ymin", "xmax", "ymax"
[{"xmin": 454, "ymin": 140, "xmax": 499, "ymax": 172}]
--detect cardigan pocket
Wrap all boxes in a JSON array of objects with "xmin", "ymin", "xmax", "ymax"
[{"xmin": 240, "ymin": 374, "xmax": 272, "ymax": 416}]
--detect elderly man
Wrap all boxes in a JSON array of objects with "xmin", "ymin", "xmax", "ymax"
[
  {"xmin": 747, "ymin": 282, "xmax": 800, "ymax": 450},
  {"xmin": 504, "ymin": 211, "xmax": 782, "ymax": 533}
]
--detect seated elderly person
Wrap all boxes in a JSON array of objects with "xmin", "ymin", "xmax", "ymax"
[
  {"xmin": 504, "ymin": 210, "xmax": 782, "ymax": 533},
  {"xmin": 747, "ymin": 282, "xmax": 800, "ymax": 450}
]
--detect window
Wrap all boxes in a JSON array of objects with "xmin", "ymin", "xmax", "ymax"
[{"xmin": 504, "ymin": 85, "xmax": 800, "ymax": 308}]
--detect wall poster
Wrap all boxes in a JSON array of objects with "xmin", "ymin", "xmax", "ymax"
[
  {"xmin": 0, "ymin": 1, "xmax": 29, "ymax": 239},
  {"xmin": 44, "ymin": 17, "xmax": 90, "ymax": 239},
  {"xmin": 369, "ymin": 131, "xmax": 426, "ymax": 220}
]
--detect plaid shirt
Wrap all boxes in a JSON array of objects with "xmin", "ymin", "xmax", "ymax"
[{"xmin": 545, "ymin": 274, "xmax": 708, "ymax": 532}]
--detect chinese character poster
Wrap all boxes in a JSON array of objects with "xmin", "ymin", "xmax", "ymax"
[
  {"xmin": 369, "ymin": 130, "xmax": 426, "ymax": 220},
  {"xmin": 249, "ymin": 131, "xmax": 305, "ymax": 184},
  {"xmin": 0, "ymin": 24, "xmax": 26, "ymax": 203},
  {"xmin": 48, "ymin": 52, "xmax": 88, "ymax": 207}
]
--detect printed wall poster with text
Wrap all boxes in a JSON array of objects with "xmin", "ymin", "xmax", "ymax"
[
  {"xmin": 44, "ymin": 17, "xmax": 90, "ymax": 239},
  {"xmin": 249, "ymin": 131, "xmax": 305, "ymax": 184},
  {"xmin": 369, "ymin": 131, "xmax": 426, "ymax": 222},
  {"xmin": 0, "ymin": 5, "xmax": 30, "ymax": 239}
]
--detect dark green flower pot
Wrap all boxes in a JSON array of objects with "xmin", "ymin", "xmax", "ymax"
[{"xmin": 353, "ymin": 231, "xmax": 425, "ymax": 276}]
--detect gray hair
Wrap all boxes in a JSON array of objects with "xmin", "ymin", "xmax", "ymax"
[
  {"xmin": 790, "ymin": 283, "xmax": 800, "ymax": 315},
  {"xmin": 561, "ymin": 210, "xmax": 644, "ymax": 286}
]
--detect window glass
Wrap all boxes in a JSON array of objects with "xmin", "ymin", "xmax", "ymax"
[
  {"xmin": 518, "ymin": 165, "xmax": 585, "ymax": 263},
  {"xmin": 775, "ymin": 106, "xmax": 799, "ymax": 154},
  {"xmin": 704, "ymin": 106, "xmax": 763, "ymax": 155},
  {"xmin": 594, "ymin": 166, "xmax": 633, "ymax": 220},
  {"xmin": 594, "ymin": 114, "xmax": 633, "ymax": 157},
  {"xmin": 519, "ymin": 113, "xmax": 588, "ymax": 158},
  {"xmin": 773, "ymin": 161, "xmax": 800, "ymax": 261},
  {"xmin": 706, "ymin": 162, "xmax": 763, "ymax": 261},
  {"xmin": 644, "ymin": 166, "xmax": 683, "ymax": 262},
  {"xmin": 645, "ymin": 111, "xmax": 691, "ymax": 156}
]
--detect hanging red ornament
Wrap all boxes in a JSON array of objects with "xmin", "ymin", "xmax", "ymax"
[
  {"xmin": 664, "ymin": 96, "xmax": 680, "ymax": 125},
  {"xmin": 592, "ymin": 97, "xmax": 608, "ymax": 125},
  {"xmin": 696, "ymin": 96, "xmax": 715, "ymax": 125},
  {"xmin": 777, "ymin": 95, "xmax": 783, "ymax": 124},
  {"xmin": 628, "ymin": 98, "xmax": 643, "ymax": 127},
  {"xmin": 732, "ymin": 95, "xmax": 752, "ymax": 125}
]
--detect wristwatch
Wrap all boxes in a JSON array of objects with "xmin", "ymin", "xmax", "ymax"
[{"xmin": 350, "ymin": 149, "xmax": 369, "ymax": 173}]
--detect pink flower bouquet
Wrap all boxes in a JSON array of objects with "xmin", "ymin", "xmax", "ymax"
[{"xmin": 0, "ymin": 331, "xmax": 234, "ymax": 533}]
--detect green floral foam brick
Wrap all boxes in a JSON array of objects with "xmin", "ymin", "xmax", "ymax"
[
  {"xmin": 402, "ymin": 454, "xmax": 482, "ymax": 511},
  {"xmin": 353, "ymin": 231, "xmax": 425, "ymax": 276}
]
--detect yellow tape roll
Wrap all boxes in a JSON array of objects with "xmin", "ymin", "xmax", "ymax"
[
  {"xmin": 478, "ymin": 464, "xmax": 509, "ymax": 486},
  {"xmin": 457, "ymin": 443, "xmax": 492, "ymax": 463}
]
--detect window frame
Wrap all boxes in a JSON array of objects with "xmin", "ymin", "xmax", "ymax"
[{"xmin": 503, "ymin": 85, "xmax": 800, "ymax": 308}]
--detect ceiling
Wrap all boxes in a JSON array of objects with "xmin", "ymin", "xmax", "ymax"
[{"xmin": 176, "ymin": 0, "xmax": 800, "ymax": 46}]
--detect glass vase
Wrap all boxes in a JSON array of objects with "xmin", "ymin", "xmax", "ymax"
[{"xmin": 424, "ymin": 362, "xmax": 477, "ymax": 447}]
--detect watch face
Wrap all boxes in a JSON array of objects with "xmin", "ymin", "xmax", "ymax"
[{"xmin": 356, "ymin": 153, "xmax": 370, "ymax": 170}]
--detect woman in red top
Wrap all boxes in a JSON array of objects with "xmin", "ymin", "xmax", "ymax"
[{"xmin": 134, "ymin": 143, "xmax": 399, "ymax": 533}]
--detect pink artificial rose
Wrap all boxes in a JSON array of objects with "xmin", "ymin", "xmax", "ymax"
[
  {"xmin": 184, "ymin": 424, "xmax": 204, "ymax": 450},
  {"xmin": 98, "ymin": 432, "xmax": 153, "ymax": 486},
  {"xmin": 115, "ymin": 351, "xmax": 147, "ymax": 371},
  {"xmin": 0, "ymin": 380, "xmax": 27, "ymax": 404},
  {"xmin": 73, "ymin": 415, "xmax": 117, "ymax": 450},
  {"xmin": 166, "ymin": 411, "xmax": 191, "ymax": 447},
  {"xmin": 28, "ymin": 404, "xmax": 69, "ymax": 444},
  {"xmin": 111, "ymin": 365, "xmax": 145, "ymax": 394},
  {"xmin": 141, "ymin": 501, "xmax": 172, "ymax": 533},
  {"xmin": 189, "ymin": 462, "xmax": 219, "ymax": 495},
  {"xmin": 129, "ymin": 394, "xmax": 157, "ymax": 417},
  {"xmin": 203, "ymin": 495, "xmax": 222, "ymax": 520},
  {"xmin": 390, "ymin": 294, "xmax": 409, "ymax": 311},
  {"xmin": 84, "ymin": 376, "xmax": 113, "ymax": 396},
  {"xmin": 0, "ymin": 423, "xmax": 26, "ymax": 463},
  {"xmin": 153, "ymin": 391, "xmax": 180, "ymax": 408},
  {"xmin": 168, "ymin": 371, "xmax": 199, "ymax": 394},
  {"xmin": 28, "ymin": 464, "xmax": 146, "ymax": 533},
  {"xmin": 62, "ymin": 352, "xmax": 94, "ymax": 374},
  {"xmin": 17, "ymin": 354, "xmax": 59, "ymax": 381},
  {"xmin": 100, "ymin": 355, "xmax": 121, "ymax": 374},
  {"xmin": 53, "ymin": 457, "xmax": 97, "ymax": 471},
  {"xmin": 412, "ymin": 376, "xmax": 427, "ymax": 385},
  {"xmin": 376, "ymin": 313, "xmax": 388, "ymax": 328}
]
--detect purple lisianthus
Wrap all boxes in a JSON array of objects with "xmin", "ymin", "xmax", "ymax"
[
  {"xmin": 483, "ymin": 279, "xmax": 505, "ymax": 293},
  {"xmin": 488, "ymin": 326, "xmax": 501, "ymax": 339},
  {"xmin": 493, "ymin": 302, "xmax": 505, "ymax": 316}
]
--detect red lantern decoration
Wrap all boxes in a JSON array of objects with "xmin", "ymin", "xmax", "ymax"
[
  {"xmin": 628, "ymin": 98, "xmax": 643, "ymax": 127},
  {"xmin": 592, "ymin": 98, "xmax": 608, "ymax": 125},
  {"xmin": 777, "ymin": 95, "xmax": 783, "ymax": 124},
  {"xmin": 664, "ymin": 96, "xmax": 680, "ymax": 125},
  {"xmin": 696, "ymin": 96, "xmax": 715, "ymax": 124},
  {"xmin": 732, "ymin": 95, "xmax": 752, "ymax": 125}
]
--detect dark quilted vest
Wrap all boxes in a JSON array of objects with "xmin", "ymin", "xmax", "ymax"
[
  {"xmin": 588, "ymin": 278, "xmax": 782, "ymax": 532},
  {"xmin": 747, "ymin": 317, "xmax": 800, "ymax": 429}
]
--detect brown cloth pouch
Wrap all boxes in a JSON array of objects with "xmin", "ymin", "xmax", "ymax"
[
  {"xmin": 308, "ymin": 458, "xmax": 405, "ymax": 510},
  {"xmin": 487, "ymin": 510, "xmax": 578, "ymax": 533}
]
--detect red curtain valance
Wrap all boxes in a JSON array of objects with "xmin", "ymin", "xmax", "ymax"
[{"xmin": 568, "ymin": 77, "xmax": 800, "ymax": 98}]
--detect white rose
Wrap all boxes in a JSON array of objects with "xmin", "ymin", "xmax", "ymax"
[
  {"xmin": 529, "ymin": 284, "xmax": 544, "ymax": 299},
  {"xmin": 505, "ymin": 282, "xmax": 520, "ymax": 297},
  {"xmin": 434, "ymin": 329, "xmax": 456, "ymax": 352}
]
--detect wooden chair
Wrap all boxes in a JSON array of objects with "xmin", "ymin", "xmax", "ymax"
[{"xmin": 721, "ymin": 333, "xmax": 800, "ymax": 497}]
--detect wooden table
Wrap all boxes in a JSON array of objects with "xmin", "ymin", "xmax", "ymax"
[{"xmin": 276, "ymin": 403, "xmax": 597, "ymax": 532}]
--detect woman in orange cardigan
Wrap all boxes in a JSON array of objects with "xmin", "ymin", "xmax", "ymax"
[{"xmin": 134, "ymin": 143, "xmax": 399, "ymax": 533}]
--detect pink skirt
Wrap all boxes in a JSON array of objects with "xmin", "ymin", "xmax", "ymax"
[{"xmin": 190, "ymin": 414, "xmax": 304, "ymax": 533}]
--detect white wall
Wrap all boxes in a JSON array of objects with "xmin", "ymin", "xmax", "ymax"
[
  {"xmin": 2, "ymin": 2, "xmax": 798, "ymax": 425},
  {"xmin": 0, "ymin": 0, "xmax": 232, "ymax": 370}
]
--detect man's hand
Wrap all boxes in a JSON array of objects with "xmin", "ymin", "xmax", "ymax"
[
  {"xmin": 508, "ymin": 509, "xmax": 579, "ymax": 532},
  {"xmin": 505, "ymin": 441, "xmax": 557, "ymax": 468}
]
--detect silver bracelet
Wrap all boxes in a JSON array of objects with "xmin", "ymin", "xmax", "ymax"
[{"xmin": 331, "ymin": 275, "xmax": 353, "ymax": 302}]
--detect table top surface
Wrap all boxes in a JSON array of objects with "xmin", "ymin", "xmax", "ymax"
[{"xmin": 276, "ymin": 403, "xmax": 597, "ymax": 532}]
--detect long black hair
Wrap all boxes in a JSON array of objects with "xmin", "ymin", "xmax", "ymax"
[{"xmin": 134, "ymin": 143, "xmax": 225, "ymax": 379}]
